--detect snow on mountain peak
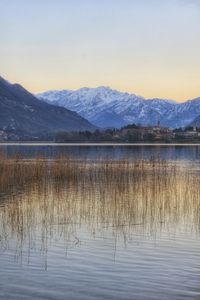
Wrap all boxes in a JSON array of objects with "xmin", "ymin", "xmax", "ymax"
[{"xmin": 37, "ymin": 87, "xmax": 200, "ymax": 129}]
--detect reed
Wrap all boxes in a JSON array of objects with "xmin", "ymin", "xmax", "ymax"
[
  {"xmin": 0, "ymin": 153, "xmax": 174, "ymax": 194},
  {"xmin": 0, "ymin": 154, "xmax": 200, "ymax": 263}
]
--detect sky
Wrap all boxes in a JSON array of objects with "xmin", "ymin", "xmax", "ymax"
[{"xmin": 0, "ymin": 0, "xmax": 200, "ymax": 101}]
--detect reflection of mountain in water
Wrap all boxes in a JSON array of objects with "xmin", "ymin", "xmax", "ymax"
[{"xmin": 0, "ymin": 159, "xmax": 200, "ymax": 266}]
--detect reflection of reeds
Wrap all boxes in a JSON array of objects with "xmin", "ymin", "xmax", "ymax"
[{"xmin": 0, "ymin": 155, "xmax": 200, "ymax": 265}]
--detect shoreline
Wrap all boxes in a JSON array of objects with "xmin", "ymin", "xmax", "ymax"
[{"xmin": 1, "ymin": 142, "xmax": 200, "ymax": 146}]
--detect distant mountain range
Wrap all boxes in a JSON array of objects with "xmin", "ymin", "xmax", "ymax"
[
  {"xmin": 37, "ymin": 87, "xmax": 200, "ymax": 129},
  {"xmin": 1, "ymin": 75, "xmax": 199, "ymax": 141},
  {"xmin": 0, "ymin": 76, "xmax": 95, "ymax": 138}
]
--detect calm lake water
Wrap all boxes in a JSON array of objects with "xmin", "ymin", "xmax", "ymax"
[
  {"xmin": 2, "ymin": 143, "xmax": 200, "ymax": 160},
  {"xmin": 0, "ymin": 145, "xmax": 200, "ymax": 300}
]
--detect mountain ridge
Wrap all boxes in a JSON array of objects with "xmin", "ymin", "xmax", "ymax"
[
  {"xmin": 0, "ymin": 76, "xmax": 96, "ymax": 139},
  {"xmin": 37, "ymin": 87, "xmax": 200, "ymax": 129}
]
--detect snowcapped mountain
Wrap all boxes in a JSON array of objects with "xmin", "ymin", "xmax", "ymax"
[{"xmin": 37, "ymin": 87, "xmax": 200, "ymax": 129}]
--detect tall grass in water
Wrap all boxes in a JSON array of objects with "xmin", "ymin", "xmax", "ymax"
[
  {"xmin": 0, "ymin": 154, "xmax": 200, "ymax": 264},
  {"xmin": 0, "ymin": 153, "xmax": 46, "ymax": 190},
  {"xmin": 0, "ymin": 153, "xmax": 170, "ymax": 193}
]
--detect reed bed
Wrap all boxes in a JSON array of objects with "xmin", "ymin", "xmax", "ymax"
[
  {"xmin": 0, "ymin": 152, "xmax": 176, "ymax": 194},
  {"xmin": 0, "ymin": 153, "xmax": 200, "ymax": 262}
]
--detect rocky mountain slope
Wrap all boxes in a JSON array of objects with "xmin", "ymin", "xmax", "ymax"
[
  {"xmin": 37, "ymin": 87, "xmax": 200, "ymax": 128},
  {"xmin": 0, "ymin": 76, "xmax": 95, "ymax": 138}
]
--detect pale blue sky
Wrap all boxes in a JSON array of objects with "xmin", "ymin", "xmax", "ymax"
[{"xmin": 0, "ymin": 0, "xmax": 199, "ymax": 101}]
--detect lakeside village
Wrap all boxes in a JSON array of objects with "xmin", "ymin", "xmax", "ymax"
[
  {"xmin": 1, "ymin": 122, "xmax": 200, "ymax": 143},
  {"xmin": 55, "ymin": 122, "xmax": 200, "ymax": 143}
]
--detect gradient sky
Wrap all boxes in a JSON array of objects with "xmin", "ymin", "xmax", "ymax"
[{"xmin": 0, "ymin": 0, "xmax": 199, "ymax": 101}]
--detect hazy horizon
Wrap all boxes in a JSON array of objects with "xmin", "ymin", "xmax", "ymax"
[{"xmin": 1, "ymin": 0, "xmax": 200, "ymax": 102}]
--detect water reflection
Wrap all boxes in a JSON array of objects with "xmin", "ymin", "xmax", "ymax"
[{"xmin": 1, "ymin": 144, "xmax": 200, "ymax": 160}]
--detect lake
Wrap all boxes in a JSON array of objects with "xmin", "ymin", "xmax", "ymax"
[{"xmin": 0, "ymin": 144, "xmax": 200, "ymax": 300}]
